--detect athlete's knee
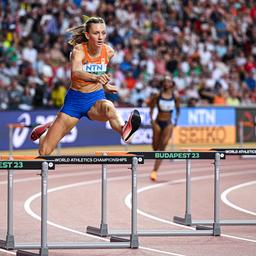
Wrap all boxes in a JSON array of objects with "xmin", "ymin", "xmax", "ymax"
[
  {"xmin": 102, "ymin": 101, "xmax": 116, "ymax": 118},
  {"xmin": 102, "ymin": 100, "xmax": 114, "ymax": 111}
]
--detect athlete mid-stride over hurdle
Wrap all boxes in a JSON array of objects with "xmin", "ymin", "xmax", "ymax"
[{"xmin": 30, "ymin": 16, "xmax": 141, "ymax": 155}]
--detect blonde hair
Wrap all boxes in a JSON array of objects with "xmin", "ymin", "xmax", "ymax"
[{"xmin": 67, "ymin": 16, "xmax": 105, "ymax": 46}]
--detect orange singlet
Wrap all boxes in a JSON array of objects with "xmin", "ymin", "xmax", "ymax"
[{"xmin": 72, "ymin": 43, "xmax": 109, "ymax": 88}]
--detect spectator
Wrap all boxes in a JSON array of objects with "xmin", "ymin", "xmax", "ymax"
[
  {"xmin": 21, "ymin": 39, "xmax": 38, "ymax": 68},
  {"xmin": 50, "ymin": 81, "xmax": 67, "ymax": 108},
  {"xmin": 19, "ymin": 85, "xmax": 34, "ymax": 110},
  {"xmin": 244, "ymin": 71, "xmax": 256, "ymax": 91},
  {"xmin": 226, "ymin": 86, "xmax": 240, "ymax": 106},
  {"xmin": 0, "ymin": 80, "xmax": 9, "ymax": 110},
  {"xmin": 123, "ymin": 71, "xmax": 136, "ymax": 91},
  {"xmin": 0, "ymin": 0, "xmax": 255, "ymax": 110},
  {"xmin": 213, "ymin": 87, "xmax": 227, "ymax": 106},
  {"xmin": 7, "ymin": 79, "xmax": 23, "ymax": 109}
]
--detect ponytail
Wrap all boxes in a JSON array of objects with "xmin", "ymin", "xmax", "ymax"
[{"xmin": 67, "ymin": 16, "xmax": 105, "ymax": 46}]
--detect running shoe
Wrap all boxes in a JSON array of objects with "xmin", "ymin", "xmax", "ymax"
[
  {"xmin": 150, "ymin": 170, "xmax": 157, "ymax": 182},
  {"xmin": 122, "ymin": 109, "xmax": 141, "ymax": 143},
  {"xmin": 30, "ymin": 122, "xmax": 52, "ymax": 141}
]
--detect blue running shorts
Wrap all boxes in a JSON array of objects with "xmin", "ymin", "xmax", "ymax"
[{"xmin": 60, "ymin": 88, "xmax": 106, "ymax": 119}]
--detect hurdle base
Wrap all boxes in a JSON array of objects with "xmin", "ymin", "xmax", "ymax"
[
  {"xmin": 86, "ymin": 225, "xmax": 108, "ymax": 237},
  {"xmin": 130, "ymin": 235, "xmax": 139, "ymax": 248},
  {"xmin": 173, "ymin": 214, "xmax": 192, "ymax": 226},
  {"xmin": 5, "ymin": 234, "xmax": 15, "ymax": 249},
  {"xmin": 213, "ymin": 223, "xmax": 221, "ymax": 236}
]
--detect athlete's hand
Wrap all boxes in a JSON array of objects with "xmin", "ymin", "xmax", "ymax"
[
  {"xmin": 97, "ymin": 74, "xmax": 111, "ymax": 85},
  {"xmin": 103, "ymin": 83, "xmax": 118, "ymax": 93}
]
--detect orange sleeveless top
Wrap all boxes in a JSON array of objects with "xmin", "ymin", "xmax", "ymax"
[{"xmin": 72, "ymin": 43, "xmax": 109, "ymax": 87}]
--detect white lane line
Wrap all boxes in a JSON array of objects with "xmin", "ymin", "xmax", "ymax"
[
  {"xmin": 221, "ymin": 180, "xmax": 256, "ymax": 216},
  {"xmin": 0, "ymin": 248, "xmax": 15, "ymax": 255},
  {"xmin": 125, "ymin": 170, "xmax": 256, "ymax": 243},
  {"xmin": 24, "ymin": 175, "xmax": 185, "ymax": 256},
  {"xmin": 221, "ymin": 234, "xmax": 256, "ymax": 243}
]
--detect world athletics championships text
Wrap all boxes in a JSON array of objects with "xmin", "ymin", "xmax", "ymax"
[{"xmin": 53, "ymin": 157, "xmax": 129, "ymax": 163}]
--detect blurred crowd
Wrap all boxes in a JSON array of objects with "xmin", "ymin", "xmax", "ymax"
[{"xmin": 0, "ymin": 0, "xmax": 256, "ymax": 111}]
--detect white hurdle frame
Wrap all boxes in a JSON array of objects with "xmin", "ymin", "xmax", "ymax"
[
  {"xmin": 0, "ymin": 155, "xmax": 143, "ymax": 256},
  {"xmin": 87, "ymin": 151, "xmax": 223, "ymax": 237},
  {"xmin": 174, "ymin": 148, "xmax": 256, "ymax": 227}
]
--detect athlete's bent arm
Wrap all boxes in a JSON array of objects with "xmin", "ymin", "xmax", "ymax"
[{"xmin": 174, "ymin": 94, "xmax": 181, "ymax": 126}]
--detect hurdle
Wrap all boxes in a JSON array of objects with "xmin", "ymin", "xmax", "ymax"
[
  {"xmin": 0, "ymin": 155, "xmax": 144, "ymax": 256},
  {"xmin": 174, "ymin": 148, "xmax": 256, "ymax": 227},
  {"xmin": 0, "ymin": 160, "xmax": 55, "ymax": 254},
  {"xmin": 87, "ymin": 151, "xmax": 225, "ymax": 237}
]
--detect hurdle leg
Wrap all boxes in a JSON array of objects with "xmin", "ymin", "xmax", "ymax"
[
  {"xmin": 173, "ymin": 158, "xmax": 192, "ymax": 226},
  {"xmin": 39, "ymin": 162, "xmax": 49, "ymax": 255},
  {"xmin": 130, "ymin": 157, "xmax": 139, "ymax": 248},
  {"xmin": 196, "ymin": 153, "xmax": 222, "ymax": 234},
  {"xmin": 16, "ymin": 162, "xmax": 49, "ymax": 256},
  {"xmin": 87, "ymin": 161, "xmax": 109, "ymax": 237},
  {"xmin": 212, "ymin": 153, "xmax": 221, "ymax": 236},
  {"xmin": 5, "ymin": 169, "xmax": 15, "ymax": 249},
  {"xmin": 2, "ymin": 125, "xmax": 15, "ymax": 249},
  {"xmin": 110, "ymin": 157, "xmax": 139, "ymax": 247},
  {"xmin": 0, "ymin": 169, "xmax": 15, "ymax": 249},
  {"xmin": 99, "ymin": 161, "xmax": 108, "ymax": 235}
]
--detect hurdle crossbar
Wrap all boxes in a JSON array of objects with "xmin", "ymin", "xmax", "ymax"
[
  {"xmin": 87, "ymin": 151, "xmax": 222, "ymax": 238},
  {"xmin": 0, "ymin": 155, "xmax": 144, "ymax": 164},
  {"xmin": 180, "ymin": 147, "xmax": 256, "ymax": 156},
  {"xmin": 95, "ymin": 151, "xmax": 225, "ymax": 160},
  {"xmin": 174, "ymin": 148, "xmax": 256, "ymax": 227}
]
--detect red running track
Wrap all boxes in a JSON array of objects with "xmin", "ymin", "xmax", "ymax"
[{"xmin": 0, "ymin": 156, "xmax": 256, "ymax": 256}]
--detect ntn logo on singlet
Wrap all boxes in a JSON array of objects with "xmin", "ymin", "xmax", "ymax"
[
  {"xmin": 83, "ymin": 63, "xmax": 107, "ymax": 73},
  {"xmin": 158, "ymin": 99, "xmax": 175, "ymax": 112}
]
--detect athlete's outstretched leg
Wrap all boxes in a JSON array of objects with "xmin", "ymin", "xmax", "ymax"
[
  {"xmin": 31, "ymin": 112, "xmax": 79, "ymax": 155},
  {"xmin": 88, "ymin": 100, "xmax": 141, "ymax": 142}
]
